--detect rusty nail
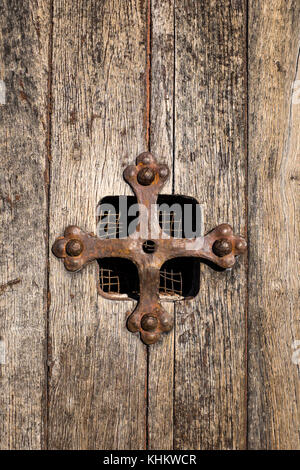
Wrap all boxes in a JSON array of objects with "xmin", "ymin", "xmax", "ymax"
[
  {"xmin": 141, "ymin": 314, "xmax": 158, "ymax": 331},
  {"xmin": 137, "ymin": 166, "xmax": 155, "ymax": 185},
  {"xmin": 66, "ymin": 239, "xmax": 83, "ymax": 257},
  {"xmin": 212, "ymin": 238, "xmax": 232, "ymax": 257}
]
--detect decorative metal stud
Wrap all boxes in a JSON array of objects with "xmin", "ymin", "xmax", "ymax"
[{"xmin": 52, "ymin": 152, "xmax": 247, "ymax": 344}]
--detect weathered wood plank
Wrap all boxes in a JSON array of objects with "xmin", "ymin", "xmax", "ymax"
[
  {"xmin": 248, "ymin": 0, "xmax": 300, "ymax": 449},
  {"xmin": 48, "ymin": 0, "xmax": 148, "ymax": 449},
  {"xmin": 148, "ymin": 0, "xmax": 174, "ymax": 450},
  {"xmin": 174, "ymin": 0, "xmax": 247, "ymax": 449},
  {"xmin": 0, "ymin": 0, "xmax": 50, "ymax": 449}
]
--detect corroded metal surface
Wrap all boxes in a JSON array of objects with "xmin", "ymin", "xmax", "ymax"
[{"xmin": 52, "ymin": 152, "xmax": 247, "ymax": 344}]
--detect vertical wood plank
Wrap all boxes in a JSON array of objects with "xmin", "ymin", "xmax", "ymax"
[
  {"xmin": 148, "ymin": 0, "xmax": 175, "ymax": 450},
  {"xmin": 49, "ymin": 0, "xmax": 148, "ymax": 449},
  {"xmin": 0, "ymin": 0, "xmax": 49, "ymax": 449},
  {"xmin": 174, "ymin": 0, "xmax": 247, "ymax": 449},
  {"xmin": 248, "ymin": 0, "xmax": 300, "ymax": 449}
]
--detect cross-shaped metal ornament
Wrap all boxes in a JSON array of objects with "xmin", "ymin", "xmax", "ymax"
[{"xmin": 52, "ymin": 152, "xmax": 247, "ymax": 344}]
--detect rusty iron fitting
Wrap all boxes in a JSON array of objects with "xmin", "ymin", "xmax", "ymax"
[{"xmin": 52, "ymin": 152, "xmax": 247, "ymax": 345}]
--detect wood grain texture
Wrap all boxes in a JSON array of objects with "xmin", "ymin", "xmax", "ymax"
[
  {"xmin": 1, "ymin": 0, "xmax": 299, "ymax": 451},
  {"xmin": 0, "ymin": 0, "xmax": 49, "ymax": 449},
  {"xmin": 173, "ymin": 0, "xmax": 247, "ymax": 449},
  {"xmin": 248, "ymin": 0, "xmax": 300, "ymax": 449},
  {"xmin": 48, "ymin": 0, "xmax": 148, "ymax": 449},
  {"xmin": 148, "ymin": 0, "xmax": 174, "ymax": 450}
]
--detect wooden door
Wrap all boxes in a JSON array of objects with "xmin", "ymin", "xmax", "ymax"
[{"xmin": 0, "ymin": 0, "xmax": 299, "ymax": 450}]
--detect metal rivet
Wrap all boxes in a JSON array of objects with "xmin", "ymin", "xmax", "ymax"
[
  {"xmin": 141, "ymin": 314, "xmax": 158, "ymax": 331},
  {"xmin": 137, "ymin": 167, "xmax": 155, "ymax": 185},
  {"xmin": 66, "ymin": 239, "xmax": 83, "ymax": 257},
  {"xmin": 52, "ymin": 154, "xmax": 247, "ymax": 345},
  {"xmin": 212, "ymin": 238, "xmax": 232, "ymax": 257}
]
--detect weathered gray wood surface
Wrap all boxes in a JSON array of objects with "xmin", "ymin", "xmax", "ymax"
[
  {"xmin": 0, "ymin": 0, "xmax": 299, "ymax": 450},
  {"xmin": 248, "ymin": 0, "xmax": 300, "ymax": 449},
  {"xmin": 0, "ymin": 0, "xmax": 49, "ymax": 449}
]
